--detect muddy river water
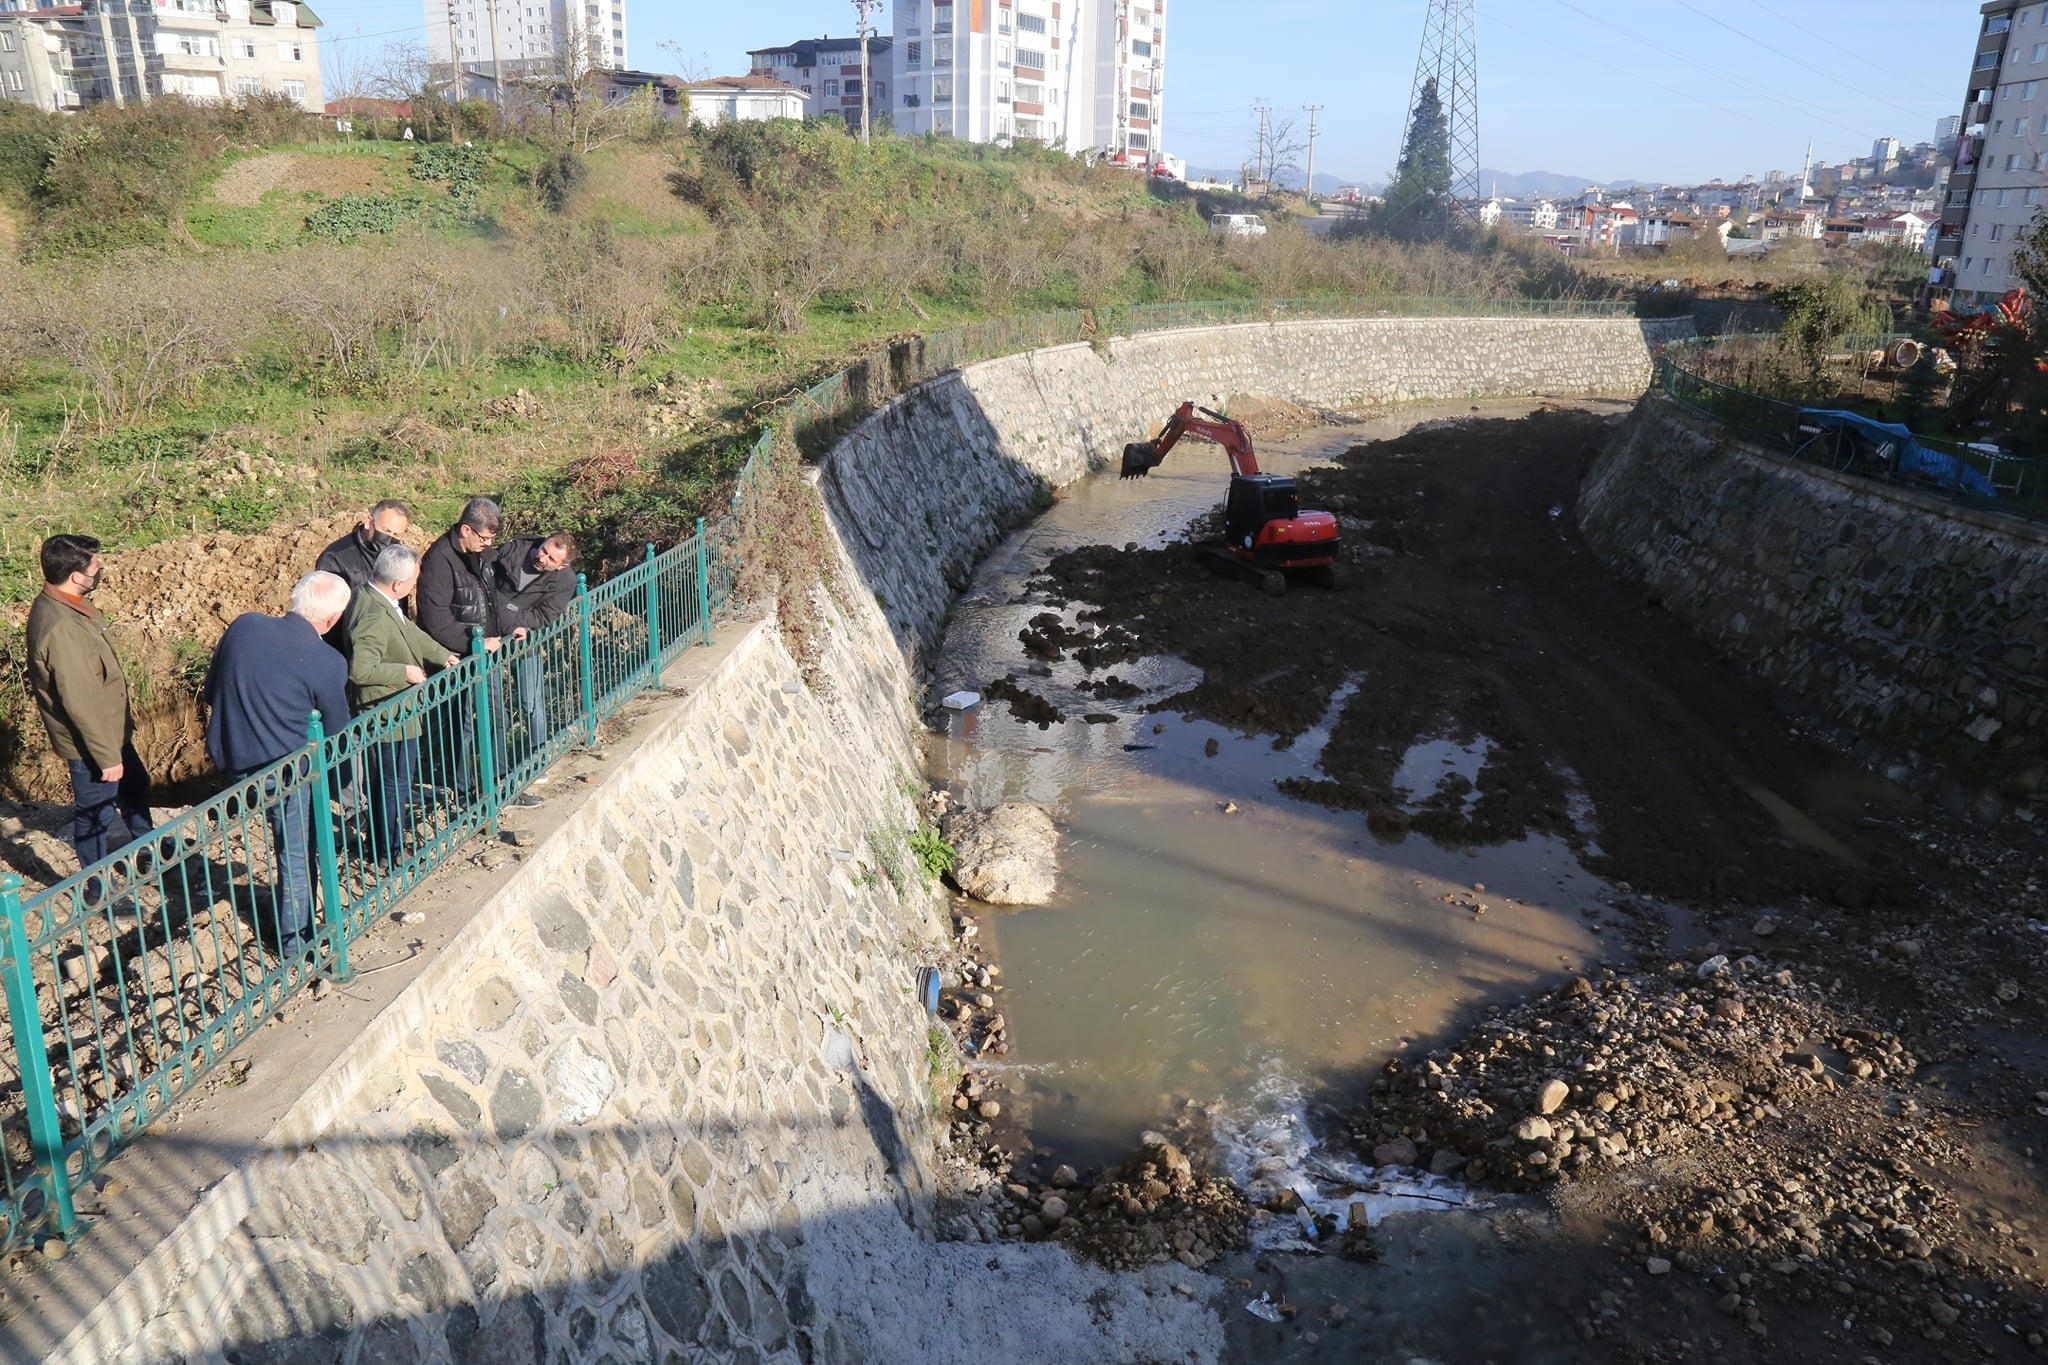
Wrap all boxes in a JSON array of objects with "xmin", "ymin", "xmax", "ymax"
[{"xmin": 927, "ymin": 403, "xmax": 1622, "ymax": 1174}]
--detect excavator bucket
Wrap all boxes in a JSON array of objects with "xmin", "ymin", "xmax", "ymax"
[{"xmin": 1120, "ymin": 441, "xmax": 1162, "ymax": 479}]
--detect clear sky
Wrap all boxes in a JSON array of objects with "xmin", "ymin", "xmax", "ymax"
[{"xmin": 320, "ymin": 0, "xmax": 1980, "ymax": 187}]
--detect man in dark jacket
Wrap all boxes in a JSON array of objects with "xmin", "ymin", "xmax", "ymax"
[
  {"xmin": 417, "ymin": 496, "xmax": 504, "ymax": 658},
  {"xmin": 201, "ymin": 572, "xmax": 353, "ymax": 959},
  {"xmin": 314, "ymin": 500, "xmax": 411, "ymax": 593},
  {"xmin": 488, "ymin": 533, "xmax": 576, "ymax": 804},
  {"xmin": 24, "ymin": 533, "xmax": 147, "ymax": 902}
]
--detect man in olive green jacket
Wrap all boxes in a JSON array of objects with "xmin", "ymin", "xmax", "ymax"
[
  {"xmin": 25, "ymin": 534, "xmax": 149, "ymax": 898},
  {"xmin": 341, "ymin": 544, "xmax": 458, "ymax": 864}
]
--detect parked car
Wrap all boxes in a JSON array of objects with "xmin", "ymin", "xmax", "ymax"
[{"xmin": 1209, "ymin": 212, "xmax": 1267, "ymax": 238}]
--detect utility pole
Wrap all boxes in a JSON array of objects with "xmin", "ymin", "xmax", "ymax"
[
  {"xmin": 1252, "ymin": 98, "xmax": 1270, "ymax": 186},
  {"xmin": 483, "ymin": 0, "xmax": 504, "ymax": 117},
  {"xmin": 853, "ymin": 0, "xmax": 880, "ymax": 145},
  {"xmin": 1302, "ymin": 103, "xmax": 1324, "ymax": 201}
]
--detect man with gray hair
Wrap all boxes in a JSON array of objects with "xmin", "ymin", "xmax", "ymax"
[
  {"xmin": 342, "ymin": 543, "xmax": 460, "ymax": 864},
  {"xmin": 201, "ymin": 571, "xmax": 354, "ymax": 960}
]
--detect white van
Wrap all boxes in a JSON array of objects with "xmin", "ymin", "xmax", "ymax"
[{"xmin": 1209, "ymin": 212, "xmax": 1268, "ymax": 237}]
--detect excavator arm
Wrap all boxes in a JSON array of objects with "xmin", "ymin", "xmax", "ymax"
[{"xmin": 1119, "ymin": 401, "xmax": 1262, "ymax": 478}]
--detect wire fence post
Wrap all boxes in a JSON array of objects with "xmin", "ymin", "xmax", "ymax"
[
  {"xmin": 643, "ymin": 542, "xmax": 660, "ymax": 680},
  {"xmin": 470, "ymin": 630, "xmax": 498, "ymax": 835},
  {"xmin": 0, "ymin": 873, "xmax": 74, "ymax": 1241},
  {"xmin": 695, "ymin": 517, "xmax": 711, "ymax": 645},
  {"xmin": 576, "ymin": 572, "xmax": 596, "ymax": 746},
  {"xmin": 306, "ymin": 713, "xmax": 349, "ymax": 981}
]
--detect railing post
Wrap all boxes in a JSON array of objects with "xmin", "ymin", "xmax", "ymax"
[
  {"xmin": 576, "ymin": 572, "xmax": 596, "ymax": 745},
  {"xmin": 305, "ymin": 713, "xmax": 350, "ymax": 981},
  {"xmin": 643, "ymin": 541, "xmax": 660, "ymax": 679},
  {"xmin": 470, "ymin": 629, "xmax": 499, "ymax": 835},
  {"xmin": 0, "ymin": 874, "xmax": 75, "ymax": 1241},
  {"xmin": 695, "ymin": 516, "xmax": 711, "ymax": 646}
]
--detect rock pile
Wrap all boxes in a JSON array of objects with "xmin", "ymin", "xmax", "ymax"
[
  {"xmin": 1057, "ymin": 1128, "xmax": 1249, "ymax": 1272},
  {"xmin": 477, "ymin": 387, "xmax": 547, "ymax": 426},
  {"xmin": 1360, "ymin": 958, "xmax": 1918, "ymax": 1194},
  {"xmin": 635, "ymin": 374, "xmax": 720, "ymax": 439}
]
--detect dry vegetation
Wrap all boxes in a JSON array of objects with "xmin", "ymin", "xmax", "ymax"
[{"xmin": 0, "ymin": 99, "xmax": 1642, "ymax": 796}]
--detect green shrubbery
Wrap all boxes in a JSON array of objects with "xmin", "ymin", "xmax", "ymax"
[{"xmin": 305, "ymin": 193, "xmax": 415, "ymax": 242}]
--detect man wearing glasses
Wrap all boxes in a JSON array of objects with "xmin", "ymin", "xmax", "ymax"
[{"xmin": 416, "ymin": 497, "xmax": 506, "ymax": 799}]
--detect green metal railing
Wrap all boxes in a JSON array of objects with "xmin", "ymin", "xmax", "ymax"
[
  {"xmin": 1659, "ymin": 346, "xmax": 2048, "ymax": 527},
  {"xmin": 0, "ymin": 292, "xmax": 1647, "ymax": 1253},
  {"xmin": 0, "ymin": 532, "xmax": 713, "ymax": 1251}
]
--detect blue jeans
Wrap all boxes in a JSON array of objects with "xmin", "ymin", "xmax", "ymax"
[
  {"xmin": 366, "ymin": 737, "xmax": 420, "ymax": 864},
  {"xmin": 67, "ymin": 742, "xmax": 150, "ymax": 901},
  {"xmin": 235, "ymin": 770, "xmax": 316, "ymax": 958}
]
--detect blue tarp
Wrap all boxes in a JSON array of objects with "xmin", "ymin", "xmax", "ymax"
[{"xmin": 1798, "ymin": 408, "xmax": 1999, "ymax": 498}]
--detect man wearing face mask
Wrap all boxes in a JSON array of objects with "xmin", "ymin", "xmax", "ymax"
[
  {"xmin": 315, "ymin": 500, "xmax": 413, "ymax": 595},
  {"xmin": 25, "ymin": 534, "xmax": 151, "ymax": 893}
]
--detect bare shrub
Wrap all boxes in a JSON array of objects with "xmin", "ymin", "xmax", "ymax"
[
  {"xmin": 19, "ymin": 253, "xmax": 250, "ymax": 426},
  {"xmin": 724, "ymin": 206, "xmax": 851, "ymax": 333},
  {"xmin": 534, "ymin": 226, "xmax": 677, "ymax": 367}
]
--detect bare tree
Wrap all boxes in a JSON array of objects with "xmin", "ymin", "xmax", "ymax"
[
  {"xmin": 321, "ymin": 24, "xmax": 373, "ymax": 129},
  {"xmin": 1263, "ymin": 115, "xmax": 1307, "ymax": 188},
  {"xmin": 516, "ymin": 29, "xmax": 656, "ymax": 154},
  {"xmin": 369, "ymin": 40, "xmax": 441, "ymax": 140}
]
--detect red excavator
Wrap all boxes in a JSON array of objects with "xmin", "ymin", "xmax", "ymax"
[
  {"xmin": 1933, "ymin": 287, "xmax": 2031, "ymax": 350},
  {"xmin": 1120, "ymin": 402, "xmax": 1341, "ymax": 595}
]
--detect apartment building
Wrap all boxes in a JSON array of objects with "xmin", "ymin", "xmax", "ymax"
[
  {"xmin": 887, "ymin": 0, "xmax": 1165, "ymax": 160},
  {"xmin": 1935, "ymin": 0, "xmax": 2048, "ymax": 303},
  {"xmin": 746, "ymin": 35, "xmax": 891, "ymax": 133},
  {"xmin": 429, "ymin": 0, "xmax": 624, "ymax": 86},
  {"xmin": 0, "ymin": 0, "xmax": 322, "ymax": 111}
]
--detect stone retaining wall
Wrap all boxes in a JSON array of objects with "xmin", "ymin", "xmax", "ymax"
[
  {"xmin": 1579, "ymin": 397, "xmax": 2048, "ymax": 807},
  {"xmin": 822, "ymin": 315, "xmax": 1693, "ymax": 659}
]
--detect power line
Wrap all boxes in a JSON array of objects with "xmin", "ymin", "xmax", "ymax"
[
  {"xmin": 324, "ymin": 22, "xmax": 430, "ymax": 45},
  {"xmin": 1534, "ymin": 0, "xmax": 1893, "ymax": 144},
  {"xmin": 1667, "ymin": 0, "xmax": 1951, "ymax": 120},
  {"xmin": 1484, "ymin": 9, "xmax": 1860, "ymax": 158},
  {"xmin": 1727, "ymin": 0, "xmax": 1960, "ymax": 100}
]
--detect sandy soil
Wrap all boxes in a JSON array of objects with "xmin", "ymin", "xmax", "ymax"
[
  {"xmin": 1015, "ymin": 407, "xmax": 2048, "ymax": 1363},
  {"xmin": 206, "ymin": 150, "xmax": 393, "ymax": 207}
]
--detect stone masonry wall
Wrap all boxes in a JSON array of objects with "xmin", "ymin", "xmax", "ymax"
[
  {"xmin": 72, "ymin": 605, "xmax": 963, "ymax": 1365},
  {"xmin": 1579, "ymin": 397, "xmax": 2048, "ymax": 805},
  {"xmin": 823, "ymin": 314, "xmax": 1692, "ymax": 660}
]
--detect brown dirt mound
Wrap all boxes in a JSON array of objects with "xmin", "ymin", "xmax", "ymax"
[
  {"xmin": 1034, "ymin": 407, "xmax": 1915, "ymax": 909},
  {"xmin": 206, "ymin": 150, "xmax": 394, "ymax": 207}
]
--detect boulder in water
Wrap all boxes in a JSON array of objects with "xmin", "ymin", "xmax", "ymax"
[{"xmin": 946, "ymin": 803, "xmax": 1059, "ymax": 905}]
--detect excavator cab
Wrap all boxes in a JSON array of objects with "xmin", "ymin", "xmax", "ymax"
[{"xmin": 1225, "ymin": 474, "xmax": 1298, "ymax": 551}]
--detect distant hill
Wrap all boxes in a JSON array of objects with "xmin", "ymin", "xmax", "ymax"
[
  {"xmin": 1179, "ymin": 165, "xmax": 1666, "ymax": 199},
  {"xmin": 1184, "ymin": 165, "xmax": 1378, "ymax": 194},
  {"xmin": 1476, "ymin": 169, "xmax": 1662, "ymax": 198}
]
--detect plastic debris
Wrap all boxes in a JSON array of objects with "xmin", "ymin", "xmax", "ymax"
[
  {"xmin": 1245, "ymin": 1294, "xmax": 1285, "ymax": 1324},
  {"xmin": 941, "ymin": 691, "xmax": 982, "ymax": 710}
]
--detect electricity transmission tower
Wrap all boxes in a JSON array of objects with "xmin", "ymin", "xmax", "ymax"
[{"xmin": 1406, "ymin": 0, "xmax": 1479, "ymax": 207}]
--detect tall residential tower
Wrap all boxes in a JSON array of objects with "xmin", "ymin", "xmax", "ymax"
[
  {"xmin": 889, "ymin": 0, "xmax": 1165, "ymax": 161},
  {"xmin": 428, "ymin": 0, "xmax": 624, "ymax": 83},
  {"xmin": 1934, "ymin": 0, "xmax": 2045, "ymax": 303}
]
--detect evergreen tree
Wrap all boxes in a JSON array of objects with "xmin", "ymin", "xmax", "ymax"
[{"xmin": 1380, "ymin": 77, "xmax": 1452, "ymax": 230}]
